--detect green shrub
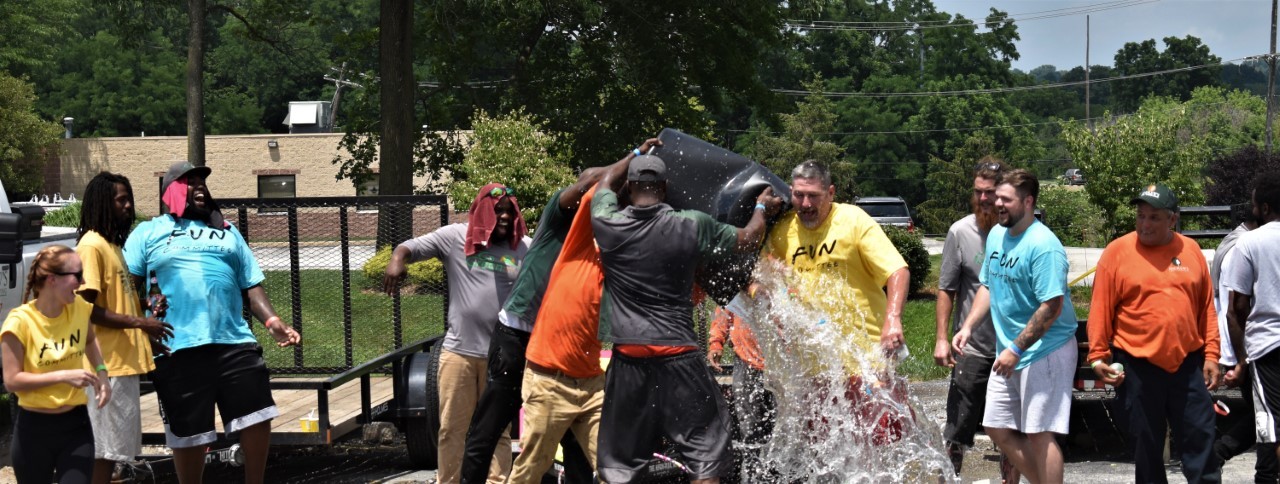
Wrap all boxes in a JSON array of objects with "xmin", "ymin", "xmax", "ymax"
[
  {"xmin": 41, "ymin": 202, "xmax": 81, "ymax": 227},
  {"xmin": 361, "ymin": 246, "xmax": 446, "ymax": 294},
  {"xmin": 883, "ymin": 226, "xmax": 930, "ymax": 296},
  {"xmin": 1038, "ymin": 186, "xmax": 1108, "ymax": 248}
]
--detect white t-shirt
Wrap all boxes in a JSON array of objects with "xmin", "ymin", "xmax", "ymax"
[
  {"xmin": 1216, "ymin": 250, "xmax": 1239, "ymax": 366},
  {"xmin": 1222, "ymin": 221, "xmax": 1280, "ymax": 362}
]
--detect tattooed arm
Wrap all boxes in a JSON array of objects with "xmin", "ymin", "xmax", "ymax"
[{"xmin": 992, "ymin": 295, "xmax": 1063, "ymax": 378}]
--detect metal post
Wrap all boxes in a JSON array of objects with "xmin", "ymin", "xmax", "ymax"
[
  {"xmin": 1268, "ymin": 0, "xmax": 1277, "ymax": 155},
  {"xmin": 288, "ymin": 206, "xmax": 303, "ymax": 368},
  {"xmin": 340, "ymin": 206, "xmax": 354, "ymax": 368}
]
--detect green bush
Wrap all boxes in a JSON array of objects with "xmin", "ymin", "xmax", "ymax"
[
  {"xmin": 42, "ymin": 202, "xmax": 149, "ymax": 232},
  {"xmin": 42, "ymin": 202, "xmax": 82, "ymax": 227},
  {"xmin": 1038, "ymin": 186, "xmax": 1109, "ymax": 248},
  {"xmin": 883, "ymin": 226, "xmax": 930, "ymax": 296},
  {"xmin": 361, "ymin": 246, "xmax": 446, "ymax": 294}
]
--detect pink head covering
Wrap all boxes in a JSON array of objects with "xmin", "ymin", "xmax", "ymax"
[
  {"xmin": 162, "ymin": 177, "xmax": 190, "ymax": 217},
  {"xmin": 464, "ymin": 183, "xmax": 527, "ymax": 256}
]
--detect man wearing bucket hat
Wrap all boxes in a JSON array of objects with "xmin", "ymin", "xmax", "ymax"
[
  {"xmin": 1086, "ymin": 183, "xmax": 1222, "ymax": 483},
  {"xmin": 124, "ymin": 161, "xmax": 300, "ymax": 483}
]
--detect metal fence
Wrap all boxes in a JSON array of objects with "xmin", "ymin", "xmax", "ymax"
[{"xmin": 219, "ymin": 195, "xmax": 451, "ymax": 375}]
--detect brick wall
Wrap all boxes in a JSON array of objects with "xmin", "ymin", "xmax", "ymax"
[{"xmin": 57, "ymin": 133, "xmax": 458, "ymax": 217}]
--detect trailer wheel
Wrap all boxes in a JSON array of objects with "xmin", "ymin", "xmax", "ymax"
[{"xmin": 404, "ymin": 338, "xmax": 444, "ymax": 469}]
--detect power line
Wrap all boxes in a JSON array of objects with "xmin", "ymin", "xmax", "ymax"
[
  {"xmin": 771, "ymin": 55, "xmax": 1267, "ymax": 98},
  {"xmin": 785, "ymin": 0, "xmax": 1158, "ymax": 32},
  {"xmin": 725, "ymin": 99, "xmax": 1237, "ymax": 136}
]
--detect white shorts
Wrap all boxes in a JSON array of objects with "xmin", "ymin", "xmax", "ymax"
[
  {"xmin": 982, "ymin": 339, "xmax": 1076, "ymax": 435},
  {"xmin": 86, "ymin": 375, "xmax": 143, "ymax": 461}
]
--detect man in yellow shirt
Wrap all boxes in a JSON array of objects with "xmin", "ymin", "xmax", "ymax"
[
  {"xmin": 75, "ymin": 172, "xmax": 172, "ymax": 484},
  {"xmin": 761, "ymin": 160, "xmax": 910, "ymax": 356}
]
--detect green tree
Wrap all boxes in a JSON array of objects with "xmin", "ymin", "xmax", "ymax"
[
  {"xmin": 0, "ymin": 73, "xmax": 63, "ymax": 197},
  {"xmin": 1062, "ymin": 96, "xmax": 1213, "ymax": 238},
  {"xmin": 1112, "ymin": 36, "xmax": 1222, "ymax": 112},
  {"xmin": 0, "ymin": 0, "xmax": 77, "ymax": 79},
  {"xmin": 741, "ymin": 82, "xmax": 848, "ymax": 200},
  {"xmin": 447, "ymin": 110, "xmax": 576, "ymax": 228},
  {"xmin": 915, "ymin": 134, "xmax": 998, "ymax": 234}
]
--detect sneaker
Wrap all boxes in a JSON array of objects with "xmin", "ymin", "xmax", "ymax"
[{"xmin": 946, "ymin": 441, "xmax": 964, "ymax": 475}]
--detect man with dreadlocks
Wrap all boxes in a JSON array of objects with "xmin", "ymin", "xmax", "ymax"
[{"xmin": 76, "ymin": 172, "xmax": 173, "ymax": 484}]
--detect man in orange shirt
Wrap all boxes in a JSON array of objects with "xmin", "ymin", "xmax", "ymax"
[
  {"xmin": 706, "ymin": 306, "xmax": 772, "ymax": 476},
  {"xmin": 1087, "ymin": 183, "xmax": 1222, "ymax": 483}
]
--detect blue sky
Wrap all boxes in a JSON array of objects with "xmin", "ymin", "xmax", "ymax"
[{"xmin": 933, "ymin": 0, "xmax": 1272, "ymax": 71}]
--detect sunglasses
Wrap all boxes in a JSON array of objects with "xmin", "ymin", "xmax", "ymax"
[
  {"xmin": 973, "ymin": 162, "xmax": 1003, "ymax": 172},
  {"xmin": 53, "ymin": 270, "xmax": 84, "ymax": 282},
  {"xmin": 489, "ymin": 186, "xmax": 514, "ymax": 198}
]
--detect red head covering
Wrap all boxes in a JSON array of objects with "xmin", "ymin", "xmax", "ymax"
[{"xmin": 465, "ymin": 182, "xmax": 527, "ymax": 256}]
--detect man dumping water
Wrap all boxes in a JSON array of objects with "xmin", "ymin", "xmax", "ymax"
[{"xmin": 721, "ymin": 159, "xmax": 956, "ymax": 482}]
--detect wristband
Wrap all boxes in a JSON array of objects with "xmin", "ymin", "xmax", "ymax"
[
  {"xmin": 95, "ymin": 364, "xmax": 108, "ymax": 373},
  {"xmin": 1008, "ymin": 344, "xmax": 1024, "ymax": 357},
  {"xmin": 265, "ymin": 316, "xmax": 283, "ymax": 329},
  {"xmin": 1090, "ymin": 360, "xmax": 1103, "ymax": 369},
  {"xmin": 633, "ymin": 148, "xmax": 643, "ymax": 156},
  {"xmin": 755, "ymin": 203, "xmax": 767, "ymax": 212}
]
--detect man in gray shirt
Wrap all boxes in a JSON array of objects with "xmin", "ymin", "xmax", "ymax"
[
  {"xmin": 591, "ymin": 150, "xmax": 782, "ymax": 484},
  {"xmin": 1224, "ymin": 171, "xmax": 1280, "ymax": 466},
  {"xmin": 934, "ymin": 159, "xmax": 1017, "ymax": 482},
  {"xmin": 383, "ymin": 183, "xmax": 531, "ymax": 484}
]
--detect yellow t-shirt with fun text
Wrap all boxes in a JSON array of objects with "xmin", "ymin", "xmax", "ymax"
[
  {"xmin": 77, "ymin": 231, "xmax": 154, "ymax": 376},
  {"xmin": 1, "ymin": 298, "xmax": 93, "ymax": 409},
  {"xmin": 762, "ymin": 203, "xmax": 908, "ymax": 349}
]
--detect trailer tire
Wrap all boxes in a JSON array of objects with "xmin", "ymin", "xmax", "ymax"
[{"xmin": 404, "ymin": 338, "xmax": 444, "ymax": 469}]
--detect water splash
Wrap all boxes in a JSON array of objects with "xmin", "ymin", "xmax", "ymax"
[{"xmin": 722, "ymin": 258, "xmax": 957, "ymax": 483}]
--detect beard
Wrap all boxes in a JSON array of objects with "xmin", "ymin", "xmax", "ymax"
[{"xmin": 972, "ymin": 195, "xmax": 997, "ymax": 233}]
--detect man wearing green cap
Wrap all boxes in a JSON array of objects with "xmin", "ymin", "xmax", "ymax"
[{"xmin": 1086, "ymin": 183, "xmax": 1222, "ymax": 483}]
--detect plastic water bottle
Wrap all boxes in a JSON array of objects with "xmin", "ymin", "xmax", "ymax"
[{"xmin": 148, "ymin": 271, "xmax": 164, "ymax": 319}]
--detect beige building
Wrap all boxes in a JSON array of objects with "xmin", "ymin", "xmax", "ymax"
[{"xmin": 56, "ymin": 133, "xmax": 449, "ymax": 217}]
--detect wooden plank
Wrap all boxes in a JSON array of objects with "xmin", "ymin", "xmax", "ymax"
[{"xmin": 140, "ymin": 376, "xmax": 396, "ymax": 442}]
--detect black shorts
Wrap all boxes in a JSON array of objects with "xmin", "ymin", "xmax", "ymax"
[
  {"xmin": 151, "ymin": 343, "xmax": 278, "ymax": 448},
  {"xmin": 597, "ymin": 351, "xmax": 732, "ymax": 482}
]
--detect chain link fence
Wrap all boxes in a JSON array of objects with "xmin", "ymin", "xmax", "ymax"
[{"xmin": 219, "ymin": 195, "xmax": 452, "ymax": 375}]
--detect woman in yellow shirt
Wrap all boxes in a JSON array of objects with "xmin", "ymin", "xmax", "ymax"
[{"xmin": 2, "ymin": 245, "xmax": 111, "ymax": 484}]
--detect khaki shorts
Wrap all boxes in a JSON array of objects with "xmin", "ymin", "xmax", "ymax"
[{"xmin": 86, "ymin": 375, "xmax": 142, "ymax": 461}]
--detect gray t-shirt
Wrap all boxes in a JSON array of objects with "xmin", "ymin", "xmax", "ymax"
[
  {"xmin": 398, "ymin": 223, "xmax": 531, "ymax": 358},
  {"xmin": 939, "ymin": 214, "xmax": 997, "ymax": 358},
  {"xmin": 590, "ymin": 188, "xmax": 738, "ymax": 347},
  {"xmin": 1222, "ymin": 221, "xmax": 1280, "ymax": 362}
]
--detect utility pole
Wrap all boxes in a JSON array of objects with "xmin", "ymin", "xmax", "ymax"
[
  {"xmin": 1086, "ymin": 15, "xmax": 1093, "ymax": 135},
  {"xmin": 324, "ymin": 62, "xmax": 363, "ymax": 131},
  {"xmin": 1268, "ymin": 0, "xmax": 1277, "ymax": 155}
]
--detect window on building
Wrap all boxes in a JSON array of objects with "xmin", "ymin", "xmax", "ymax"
[{"xmin": 257, "ymin": 175, "xmax": 296, "ymax": 213}]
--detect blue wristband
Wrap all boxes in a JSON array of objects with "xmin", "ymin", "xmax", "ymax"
[
  {"xmin": 755, "ymin": 203, "xmax": 767, "ymax": 211},
  {"xmin": 1008, "ymin": 344, "xmax": 1024, "ymax": 357},
  {"xmin": 633, "ymin": 148, "xmax": 643, "ymax": 156}
]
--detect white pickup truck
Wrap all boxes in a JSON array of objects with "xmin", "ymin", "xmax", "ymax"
[{"xmin": 0, "ymin": 178, "xmax": 79, "ymax": 319}]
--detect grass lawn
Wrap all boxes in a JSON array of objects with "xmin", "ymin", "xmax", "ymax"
[{"xmin": 256, "ymin": 270, "xmax": 445, "ymax": 371}]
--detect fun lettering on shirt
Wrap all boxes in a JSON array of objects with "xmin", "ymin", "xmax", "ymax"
[
  {"xmin": 36, "ymin": 328, "xmax": 83, "ymax": 365},
  {"xmin": 169, "ymin": 228, "xmax": 228, "ymax": 241},
  {"xmin": 986, "ymin": 251, "xmax": 1024, "ymax": 284},
  {"xmin": 790, "ymin": 240, "xmax": 839, "ymax": 266}
]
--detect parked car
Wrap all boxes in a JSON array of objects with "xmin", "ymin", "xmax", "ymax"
[
  {"xmin": 1063, "ymin": 168, "xmax": 1086, "ymax": 185},
  {"xmin": 854, "ymin": 196, "xmax": 914, "ymax": 232}
]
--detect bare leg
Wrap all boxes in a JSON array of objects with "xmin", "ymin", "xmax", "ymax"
[
  {"xmin": 92, "ymin": 459, "xmax": 115, "ymax": 484},
  {"xmin": 172, "ymin": 446, "xmax": 207, "ymax": 484},
  {"xmin": 238, "ymin": 421, "xmax": 273, "ymax": 484},
  {"xmin": 986, "ymin": 427, "xmax": 1040, "ymax": 482},
  {"xmin": 1026, "ymin": 432, "xmax": 1063, "ymax": 484}
]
